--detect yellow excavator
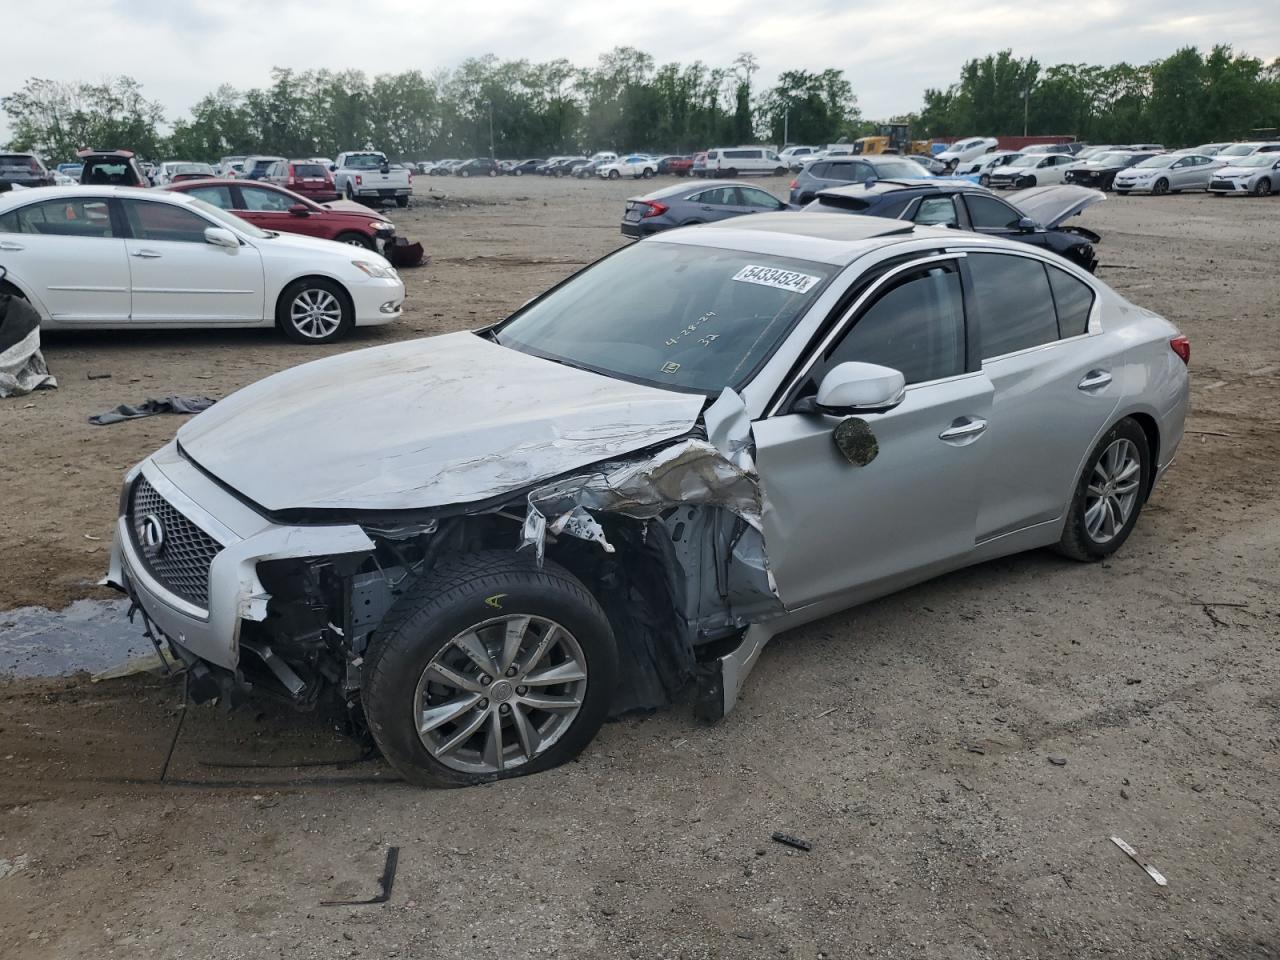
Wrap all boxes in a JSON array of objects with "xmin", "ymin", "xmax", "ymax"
[{"xmin": 852, "ymin": 121, "xmax": 931, "ymax": 156}]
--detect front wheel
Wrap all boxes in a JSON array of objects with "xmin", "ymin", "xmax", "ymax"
[
  {"xmin": 1152, "ymin": 178, "xmax": 1169, "ymax": 196},
  {"xmin": 335, "ymin": 230, "xmax": 375, "ymax": 250},
  {"xmin": 979, "ymin": 173, "xmax": 990, "ymax": 187},
  {"xmin": 1055, "ymin": 418, "xmax": 1150, "ymax": 561},
  {"xmin": 608, "ymin": 170, "xmax": 620, "ymax": 180},
  {"xmin": 460, "ymin": 169, "xmax": 471, "ymax": 178},
  {"xmin": 1115, "ymin": 190, "xmax": 1130, "ymax": 196},
  {"xmin": 487, "ymin": 169, "xmax": 497, "ymax": 178},
  {"xmin": 362, "ymin": 551, "xmax": 618, "ymax": 787},
  {"xmin": 642, "ymin": 168, "xmax": 654, "ymax": 179},
  {"xmin": 277, "ymin": 277, "xmax": 353, "ymax": 344},
  {"xmin": 514, "ymin": 168, "xmax": 523, "ymax": 177}
]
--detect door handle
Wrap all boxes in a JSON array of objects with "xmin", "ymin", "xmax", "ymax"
[
  {"xmin": 131, "ymin": 249, "xmax": 162, "ymax": 259},
  {"xmin": 0, "ymin": 241, "xmax": 23, "ymax": 251},
  {"xmin": 939, "ymin": 417, "xmax": 988, "ymax": 442},
  {"xmin": 1078, "ymin": 369, "xmax": 1112, "ymax": 391}
]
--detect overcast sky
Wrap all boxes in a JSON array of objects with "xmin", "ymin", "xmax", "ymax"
[{"xmin": 4, "ymin": 0, "xmax": 1277, "ymax": 141}]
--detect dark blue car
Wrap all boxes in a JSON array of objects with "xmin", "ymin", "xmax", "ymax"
[{"xmin": 620, "ymin": 180, "xmax": 791, "ymax": 238}]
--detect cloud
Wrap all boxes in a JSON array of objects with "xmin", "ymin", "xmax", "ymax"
[{"xmin": 2, "ymin": 0, "xmax": 1276, "ymax": 144}]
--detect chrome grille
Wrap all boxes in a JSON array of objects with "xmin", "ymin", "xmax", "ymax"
[{"xmin": 127, "ymin": 477, "xmax": 223, "ymax": 609}]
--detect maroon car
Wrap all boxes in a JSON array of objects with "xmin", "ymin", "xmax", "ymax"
[
  {"xmin": 161, "ymin": 179, "xmax": 423, "ymax": 266},
  {"xmin": 264, "ymin": 159, "xmax": 340, "ymax": 202}
]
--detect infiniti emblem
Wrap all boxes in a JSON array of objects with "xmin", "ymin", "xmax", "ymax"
[{"xmin": 138, "ymin": 513, "xmax": 166, "ymax": 557}]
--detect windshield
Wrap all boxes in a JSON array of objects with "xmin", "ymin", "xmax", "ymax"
[
  {"xmin": 870, "ymin": 159, "xmax": 930, "ymax": 178},
  {"xmin": 495, "ymin": 242, "xmax": 835, "ymax": 394},
  {"xmin": 1092, "ymin": 152, "xmax": 1132, "ymax": 165},
  {"xmin": 175, "ymin": 163, "xmax": 214, "ymax": 175},
  {"xmin": 183, "ymin": 196, "xmax": 270, "ymax": 239},
  {"xmin": 1008, "ymin": 156, "xmax": 1039, "ymax": 168},
  {"xmin": 1218, "ymin": 144, "xmax": 1255, "ymax": 157},
  {"xmin": 1134, "ymin": 155, "xmax": 1175, "ymax": 169},
  {"xmin": 1232, "ymin": 154, "xmax": 1275, "ymax": 168}
]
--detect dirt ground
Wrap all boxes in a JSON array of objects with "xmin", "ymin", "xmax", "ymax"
[{"xmin": 1, "ymin": 176, "xmax": 1278, "ymax": 959}]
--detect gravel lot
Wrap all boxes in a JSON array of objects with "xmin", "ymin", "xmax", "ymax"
[{"xmin": 1, "ymin": 176, "xmax": 1278, "ymax": 959}]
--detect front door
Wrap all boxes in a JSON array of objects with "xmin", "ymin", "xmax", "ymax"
[
  {"xmin": 0, "ymin": 195, "xmax": 131, "ymax": 323},
  {"xmin": 120, "ymin": 198, "xmax": 264, "ymax": 323},
  {"xmin": 754, "ymin": 258, "xmax": 993, "ymax": 609},
  {"xmin": 235, "ymin": 184, "xmax": 322, "ymax": 238}
]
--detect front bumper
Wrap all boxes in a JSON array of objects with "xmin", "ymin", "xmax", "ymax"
[
  {"xmin": 1208, "ymin": 178, "xmax": 1250, "ymax": 193},
  {"xmin": 107, "ymin": 444, "xmax": 374, "ymax": 670},
  {"xmin": 349, "ymin": 274, "xmax": 405, "ymax": 327}
]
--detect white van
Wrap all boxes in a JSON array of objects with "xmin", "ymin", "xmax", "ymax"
[{"xmin": 704, "ymin": 147, "xmax": 787, "ymax": 177}]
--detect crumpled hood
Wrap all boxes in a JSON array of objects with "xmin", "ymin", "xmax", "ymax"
[
  {"xmin": 1007, "ymin": 185, "xmax": 1105, "ymax": 228},
  {"xmin": 177, "ymin": 332, "xmax": 705, "ymax": 513}
]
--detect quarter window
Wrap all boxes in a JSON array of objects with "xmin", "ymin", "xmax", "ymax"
[
  {"xmin": 968, "ymin": 253, "xmax": 1058, "ymax": 358},
  {"xmin": 123, "ymin": 200, "xmax": 211, "ymax": 243},
  {"xmin": 822, "ymin": 265, "xmax": 967, "ymax": 386},
  {"xmin": 1046, "ymin": 264, "xmax": 1095, "ymax": 338}
]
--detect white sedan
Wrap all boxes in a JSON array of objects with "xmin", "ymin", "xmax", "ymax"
[
  {"xmin": 0, "ymin": 186, "xmax": 404, "ymax": 343},
  {"xmin": 987, "ymin": 153, "xmax": 1077, "ymax": 189},
  {"xmin": 597, "ymin": 155, "xmax": 658, "ymax": 180},
  {"xmin": 1113, "ymin": 153, "xmax": 1223, "ymax": 195}
]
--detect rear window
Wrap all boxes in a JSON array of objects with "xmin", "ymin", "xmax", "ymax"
[
  {"xmin": 343, "ymin": 154, "xmax": 387, "ymax": 169},
  {"xmin": 292, "ymin": 163, "xmax": 328, "ymax": 177},
  {"xmin": 0, "ymin": 155, "xmax": 43, "ymax": 172}
]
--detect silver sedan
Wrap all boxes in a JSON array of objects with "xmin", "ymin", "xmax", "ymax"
[{"xmin": 108, "ymin": 214, "xmax": 1190, "ymax": 786}]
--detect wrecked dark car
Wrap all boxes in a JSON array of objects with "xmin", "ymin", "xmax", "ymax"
[{"xmin": 109, "ymin": 213, "xmax": 1189, "ymax": 787}]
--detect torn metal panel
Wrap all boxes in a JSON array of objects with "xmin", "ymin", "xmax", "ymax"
[
  {"xmin": 703, "ymin": 386, "xmax": 755, "ymax": 474},
  {"xmin": 177, "ymin": 331, "xmax": 706, "ymax": 512}
]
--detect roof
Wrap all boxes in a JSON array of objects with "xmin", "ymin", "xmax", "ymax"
[
  {"xmin": 0, "ymin": 184, "xmax": 202, "ymax": 211},
  {"xmin": 636, "ymin": 179, "xmax": 747, "ymax": 200},
  {"xmin": 647, "ymin": 212, "xmax": 914, "ymax": 266},
  {"xmin": 816, "ymin": 179, "xmax": 950, "ymax": 200}
]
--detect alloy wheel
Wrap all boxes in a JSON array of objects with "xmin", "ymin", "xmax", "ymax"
[
  {"xmin": 290, "ymin": 288, "xmax": 343, "ymax": 339},
  {"xmin": 413, "ymin": 615, "xmax": 589, "ymax": 774},
  {"xmin": 1084, "ymin": 438, "xmax": 1142, "ymax": 544}
]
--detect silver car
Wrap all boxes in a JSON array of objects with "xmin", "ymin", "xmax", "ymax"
[
  {"xmin": 1207, "ymin": 153, "xmax": 1280, "ymax": 196},
  {"xmin": 107, "ymin": 214, "xmax": 1190, "ymax": 787},
  {"xmin": 1113, "ymin": 153, "xmax": 1223, "ymax": 194}
]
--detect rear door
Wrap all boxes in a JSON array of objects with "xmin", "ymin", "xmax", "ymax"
[
  {"xmin": 120, "ymin": 198, "xmax": 265, "ymax": 324},
  {"xmin": 960, "ymin": 192, "xmax": 1048, "ymax": 250},
  {"xmin": 0, "ymin": 195, "xmax": 130, "ymax": 323},
  {"xmin": 962, "ymin": 250, "xmax": 1120, "ymax": 540},
  {"xmin": 688, "ymin": 186, "xmax": 743, "ymax": 223}
]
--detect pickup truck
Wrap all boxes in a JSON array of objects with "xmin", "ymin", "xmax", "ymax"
[{"xmin": 331, "ymin": 151, "xmax": 412, "ymax": 207}]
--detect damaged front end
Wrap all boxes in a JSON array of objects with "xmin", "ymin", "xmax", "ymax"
[{"xmin": 108, "ymin": 388, "xmax": 785, "ymax": 725}]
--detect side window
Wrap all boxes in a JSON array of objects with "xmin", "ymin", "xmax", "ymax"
[
  {"xmin": 8, "ymin": 198, "xmax": 115, "ymax": 237},
  {"xmin": 123, "ymin": 200, "xmax": 211, "ymax": 243},
  {"xmin": 240, "ymin": 187, "xmax": 292, "ymax": 212},
  {"xmin": 185, "ymin": 186, "xmax": 234, "ymax": 209},
  {"xmin": 968, "ymin": 253, "xmax": 1058, "ymax": 358},
  {"xmin": 913, "ymin": 196, "xmax": 958, "ymax": 226},
  {"xmin": 809, "ymin": 162, "xmax": 829, "ymax": 178},
  {"xmin": 1046, "ymin": 264, "xmax": 1095, "ymax": 338},
  {"xmin": 964, "ymin": 194, "xmax": 1022, "ymax": 230},
  {"xmin": 821, "ymin": 265, "xmax": 966, "ymax": 386},
  {"xmin": 738, "ymin": 187, "xmax": 782, "ymax": 210}
]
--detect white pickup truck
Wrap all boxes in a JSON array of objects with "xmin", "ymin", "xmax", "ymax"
[{"xmin": 331, "ymin": 151, "xmax": 412, "ymax": 207}]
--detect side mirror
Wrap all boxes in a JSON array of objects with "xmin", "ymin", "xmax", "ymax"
[
  {"xmin": 796, "ymin": 362, "xmax": 906, "ymax": 415},
  {"xmin": 329, "ymin": 164, "xmax": 336, "ymax": 172},
  {"xmin": 204, "ymin": 226, "xmax": 239, "ymax": 248},
  {"xmin": 1016, "ymin": 216, "xmax": 1037, "ymax": 232},
  {"xmin": 287, "ymin": 203, "xmax": 310, "ymax": 217}
]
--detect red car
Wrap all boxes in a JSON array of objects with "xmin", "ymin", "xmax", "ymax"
[
  {"xmin": 264, "ymin": 159, "xmax": 339, "ymax": 202},
  {"xmin": 161, "ymin": 179, "xmax": 422, "ymax": 266}
]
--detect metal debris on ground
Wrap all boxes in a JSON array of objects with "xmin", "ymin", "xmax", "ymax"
[
  {"xmin": 771, "ymin": 832, "xmax": 813, "ymax": 852},
  {"xmin": 321, "ymin": 847, "xmax": 400, "ymax": 906},
  {"xmin": 91, "ymin": 650, "xmax": 173, "ymax": 682},
  {"xmin": 1110, "ymin": 836, "xmax": 1168, "ymax": 886},
  {"xmin": 1048, "ymin": 756, "xmax": 1068, "ymax": 766},
  {"xmin": 0, "ymin": 279, "xmax": 56, "ymax": 397}
]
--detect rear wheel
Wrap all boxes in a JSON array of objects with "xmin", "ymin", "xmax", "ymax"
[
  {"xmin": 1055, "ymin": 418, "xmax": 1150, "ymax": 561},
  {"xmin": 395, "ymin": 195, "xmax": 409, "ymax": 207},
  {"xmin": 344, "ymin": 181, "xmax": 356, "ymax": 201},
  {"xmin": 642, "ymin": 168, "xmax": 654, "ymax": 179},
  {"xmin": 335, "ymin": 231, "xmax": 375, "ymax": 250},
  {"xmin": 773, "ymin": 166, "xmax": 786, "ymax": 176},
  {"xmin": 362, "ymin": 551, "xmax": 618, "ymax": 788},
  {"xmin": 277, "ymin": 277, "xmax": 353, "ymax": 344},
  {"xmin": 1253, "ymin": 178, "xmax": 1273, "ymax": 197},
  {"xmin": 608, "ymin": 170, "xmax": 620, "ymax": 180},
  {"xmin": 724, "ymin": 168, "xmax": 738, "ymax": 178}
]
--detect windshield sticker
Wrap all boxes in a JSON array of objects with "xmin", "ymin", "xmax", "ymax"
[
  {"xmin": 660, "ymin": 362, "xmax": 681, "ymax": 375},
  {"xmin": 732, "ymin": 265, "xmax": 821, "ymax": 294},
  {"xmin": 665, "ymin": 311, "xmax": 717, "ymax": 347}
]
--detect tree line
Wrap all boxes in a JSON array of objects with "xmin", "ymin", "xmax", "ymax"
[{"xmin": 3, "ymin": 44, "xmax": 1277, "ymax": 164}]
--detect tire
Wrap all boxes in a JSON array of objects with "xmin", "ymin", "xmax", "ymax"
[
  {"xmin": 488, "ymin": 169, "xmax": 497, "ymax": 178},
  {"xmin": 979, "ymin": 174, "xmax": 990, "ymax": 187},
  {"xmin": 1152, "ymin": 178, "xmax": 1169, "ymax": 196},
  {"xmin": 514, "ymin": 169, "xmax": 523, "ymax": 177},
  {"xmin": 1253, "ymin": 178, "xmax": 1273, "ymax": 197},
  {"xmin": 395, "ymin": 196, "xmax": 409, "ymax": 208},
  {"xmin": 276, "ymin": 277, "xmax": 354, "ymax": 344},
  {"xmin": 1115, "ymin": 190, "xmax": 1129, "ymax": 196},
  {"xmin": 773, "ymin": 166, "xmax": 786, "ymax": 176},
  {"xmin": 1103, "ymin": 174, "xmax": 1117, "ymax": 191},
  {"xmin": 460, "ymin": 169, "xmax": 470, "ymax": 178},
  {"xmin": 335, "ymin": 231, "xmax": 375, "ymax": 250},
  {"xmin": 362, "ymin": 551, "xmax": 618, "ymax": 788},
  {"xmin": 1055, "ymin": 418, "xmax": 1151, "ymax": 562},
  {"xmin": 642, "ymin": 168, "xmax": 654, "ymax": 179},
  {"xmin": 608, "ymin": 170, "xmax": 620, "ymax": 180},
  {"xmin": 724, "ymin": 168, "xmax": 738, "ymax": 178},
  {"xmin": 344, "ymin": 181, "xmax": 355, "ymax": 201}
]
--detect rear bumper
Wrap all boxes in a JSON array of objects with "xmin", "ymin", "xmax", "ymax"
[
  {"xmin": 620, "ymin": 220, "xmax": 663, "ymax": 238},
  {"xmin": 107, "ymin": 447, "xmax": 374, "ymax": 670}
]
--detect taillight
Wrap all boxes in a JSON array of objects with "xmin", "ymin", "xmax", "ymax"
[
  {"xmin": 641, "ymin": 201, "xmax": 668, "ymax": 219},
  {"xmin": 287, "ymin": 177, "xmax": 296, "ymax": 186},
  {"xmin": 355, "ymin": 175, "xmax": 362, "ymax": 186},
  {"xmin": 789, "ymin": 179, "xmax": 798, "ymax": 190},
  {"xmin": 1170, "ymin": 335, "xmax": 1190, "ymax": 365}
]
